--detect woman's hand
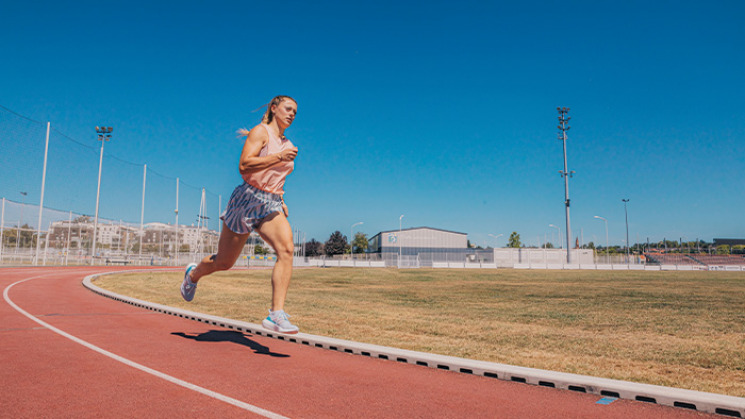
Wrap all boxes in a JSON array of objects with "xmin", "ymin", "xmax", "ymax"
[{"xmin": 278, "ymin": 147, "xmax": 298, "ymax": 162}]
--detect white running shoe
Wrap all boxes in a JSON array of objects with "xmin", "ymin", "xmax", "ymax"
[
  {"xmin": 180, "ymin": 263, "xmax": 198, "ymax": 301},
  {"xmin": 262, "ymin": 310, "xmax": 299, "ymax": 334}
]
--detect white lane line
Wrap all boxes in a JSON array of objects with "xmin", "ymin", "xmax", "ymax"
[{"xmin": 3, "ymin": 274, "xmax": 289, "ymax": 419}]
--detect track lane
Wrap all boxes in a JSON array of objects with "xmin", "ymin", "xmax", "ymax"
[{"xmin": 1, "ymin": 267, "xmax": 717, "ymax": 418}]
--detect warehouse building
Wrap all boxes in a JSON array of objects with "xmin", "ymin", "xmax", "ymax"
[{"xmin": 368, "ymin": 227, "xmax": 479, "ymax": 267}]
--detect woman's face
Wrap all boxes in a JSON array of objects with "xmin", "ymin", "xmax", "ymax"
[{"xmin": 273, "ymin": 100, "xmax": 297, "ymax": 128}]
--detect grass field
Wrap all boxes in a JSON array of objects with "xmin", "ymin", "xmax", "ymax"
[{"xmin": 94, "ymin": 267, "xmax": 745, "ymax": 397}]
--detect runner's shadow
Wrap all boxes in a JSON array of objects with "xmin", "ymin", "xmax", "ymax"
[{"xmin": 171, "ymin": 330, "xmax": 290, "ymax": 358}]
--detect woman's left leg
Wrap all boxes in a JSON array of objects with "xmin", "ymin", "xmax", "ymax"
[{"xmin": 255, "ymin": 212, "xmax": 294, "ymax": 311}]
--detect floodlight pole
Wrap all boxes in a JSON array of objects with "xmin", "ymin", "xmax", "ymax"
[
  {"xmin": 139, "ymin": 164, "xmax": 147, "ymax": 264},
  {"xmin": 92, "ymin": 126, "xmax": 113, "ymax": 264},
  {"xmin": 175, "ymin": 177, "xmax": 179, "ymax": 266},
  {"xmin": 34, "ymin": 122, "xmax": 51, "ymax": 265},
  {"xmin": 557, "ymin": 107, "xmax": 574, "ymax": 263}
]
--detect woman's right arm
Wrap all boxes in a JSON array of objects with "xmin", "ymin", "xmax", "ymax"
[{"xmin": 238, "ymin": 126, "xmax": 294, "ymax": 174}]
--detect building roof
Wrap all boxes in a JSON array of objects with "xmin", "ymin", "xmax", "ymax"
[
  {"xmin": 371, "ymin": 226, "xmax": 467, "ymax": 237},
  {"xmin": 713, "ymin": 238, "xmax": 745, "ymax": 246}
]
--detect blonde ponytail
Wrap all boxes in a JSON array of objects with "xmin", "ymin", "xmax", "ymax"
[{"xmin": 238, "ymin": 95, "xmax": 296, "ymax": 139}]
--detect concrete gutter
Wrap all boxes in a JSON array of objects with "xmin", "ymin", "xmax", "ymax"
[{"xmin": 83, "ymin": 271, "xmax": 744, "ymax": 418}]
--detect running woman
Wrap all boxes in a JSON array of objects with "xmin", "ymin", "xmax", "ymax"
[{"xmin": 181, "ymin": 95, "xmax": 300, "ymax": 334}]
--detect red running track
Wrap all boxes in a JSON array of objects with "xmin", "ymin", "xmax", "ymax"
[{"xmin": 1, "ymin": 266, "xmax": 716, "ymax": 418}]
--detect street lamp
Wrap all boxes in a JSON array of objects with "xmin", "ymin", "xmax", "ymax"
[
  {"xmin": 594, "ymin": 215, "xmax": 609, "ymax": 264},
  {"xmin": 91, "ymin": 126, "xmax": 113, "ymax": 264},
  {"xmin": 350, "ymin": 221, "xmax": 363, "ymax": 257},
  {"xmin": 549, "ymin": 224, "xmax": 561, "ymax": 249},
  {"xmin": 622, "ymin": 199, "xmax": 630, "ymax": 263},
  {"xmin": 399, "ymin": 214, "xmax": 404, "ymax": 267}
]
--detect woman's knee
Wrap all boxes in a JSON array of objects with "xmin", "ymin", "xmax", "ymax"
[{"xmin": 275, "ymin": 243, "xmax": 294, "ymax": 260}]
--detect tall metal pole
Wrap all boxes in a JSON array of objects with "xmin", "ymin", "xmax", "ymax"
[
  {"xmin": 92, "ymin": 126, "xmax": 113, "ymax": 264},
  {"xmin": 557, "ymin": 108, "xmax": 573, "ymax": 263},
  {"xmin": 622, "ymin": 199, "xmax": 630, "ymax": 263},
  {"xmin": 35, "ymin": 122, "xmax": 51, "ymax": 265},
  {"xmin": 175, "ymin": 177, "xmax": 179, "ymax": 266},
  {"xmin": 139, "ymin": 164, "xmax": 147, "ymax": 263}
]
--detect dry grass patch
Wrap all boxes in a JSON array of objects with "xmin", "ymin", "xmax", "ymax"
[{"xmin": 94, "ymin": 267, "xmax": 745, "ymax": 397}]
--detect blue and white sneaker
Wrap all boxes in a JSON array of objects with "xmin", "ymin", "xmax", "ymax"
[
  {"xmin": 180, "ymin": 263, "xmax": 198, "ymax": 301},
  {"xmin": 262, "ymin": 310, "xmax": 299, "ymax": 334}
]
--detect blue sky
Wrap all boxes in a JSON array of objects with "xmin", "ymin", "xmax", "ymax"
[{"xmin": 1, "ymin": 0, "xmax": 744, "ymax": 247}]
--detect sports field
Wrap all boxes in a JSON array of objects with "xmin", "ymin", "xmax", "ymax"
[{"xmin": 95, "ymin": 267, "xmax": 745, "ymax": 397}]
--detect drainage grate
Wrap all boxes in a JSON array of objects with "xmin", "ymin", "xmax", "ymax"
[
  {"xmin": 673, "ymin": 402, "xmax": 696, "ymax": 410},
  {"xmin": 636, "ymin": 396, "xmax": 656, "ymax": 404},
  {"xmin": 715, "ymin": 408, "xmax": 742, "ymax": 418},
  {"xmin": 601, "ymin": 391, "xmax": 620, "ymax": 398}
]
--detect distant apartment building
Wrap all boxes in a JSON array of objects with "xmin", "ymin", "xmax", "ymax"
[{"xmin": 47, "ymin": 218, "xmax": 261, "ymax": 254}]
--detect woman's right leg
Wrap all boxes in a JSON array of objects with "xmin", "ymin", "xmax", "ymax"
[{"xmin": 190, "ymin": 222, "xmax": 249, "ymax": 283}]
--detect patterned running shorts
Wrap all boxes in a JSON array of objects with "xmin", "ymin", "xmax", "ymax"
[{"xmin": 220, "ymin": 182, "xmax": 283, "ymax": 235}]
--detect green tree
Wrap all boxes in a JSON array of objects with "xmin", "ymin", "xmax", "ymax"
[
  {"xmin": 352, "ymin": 232, "xmax": 368, "ymax": 254},
  {"xmin": 507, "ymin": 231, "xmax": 522, "ymax": 248},
  {"xmin": 325, "ymin": 231, "xmax": 347, "ymax": 256},
  {"xmin": 716, "ymin": 245, "xmax": 730, "ymax": 255},
  {"xmin": 254, "ymin": 244, "xmax": 268, "ymax": 255},
  {"xmin": 304, "ymin": 239, "xmax": 323, "ymax": 257}
]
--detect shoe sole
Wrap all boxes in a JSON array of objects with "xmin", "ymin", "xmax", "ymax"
[{"xmin": 262, "ymin": 319, "xmax": 299, "ymax": 335}]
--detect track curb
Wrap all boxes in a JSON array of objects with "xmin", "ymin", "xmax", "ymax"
[{"xmin": 83, "ymin": 270, "xmax": 745, "ymax": 418}]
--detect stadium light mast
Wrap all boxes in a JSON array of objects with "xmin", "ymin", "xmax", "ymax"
[
  {"xmin": 557, "ymin": 107, "xmax": 574, "ymax": 263},
  {"xmin": 92, "ymin": 126, "xmax": 113, "ymax": 264}
]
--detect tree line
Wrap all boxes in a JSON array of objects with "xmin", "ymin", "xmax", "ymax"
[{"xmin": 298, "ymin": 231, "xmax": 369, "ymax": 257}]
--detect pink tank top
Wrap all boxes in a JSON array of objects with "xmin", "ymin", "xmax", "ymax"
[{"xmin": 242, "ymin": 124, "xmax": 295, "ymax": 195}]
